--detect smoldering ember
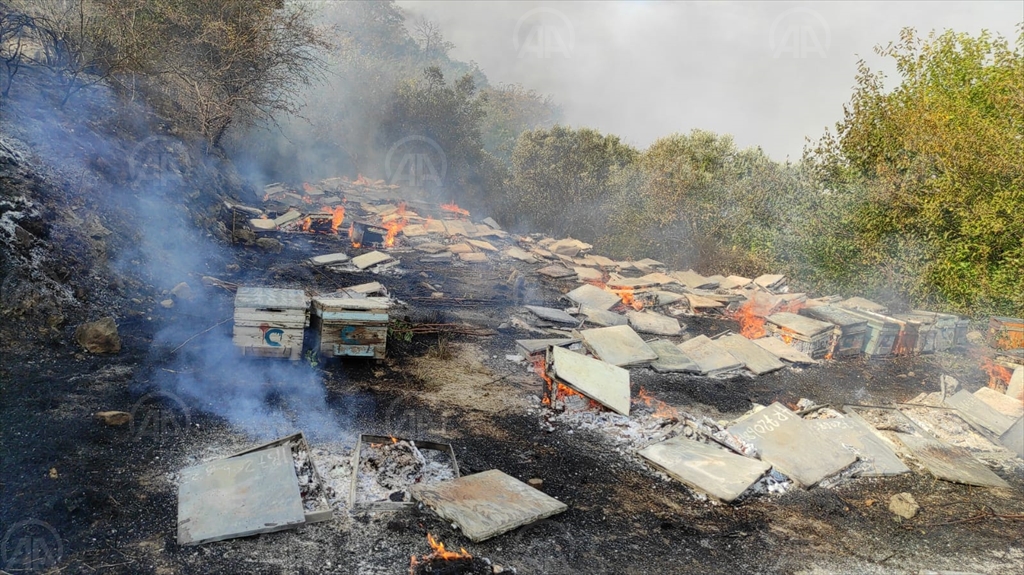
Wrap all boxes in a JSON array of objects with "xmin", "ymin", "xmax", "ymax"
[{"xmin": 1, "ymin": 2, "xmax": 1023, "ymax": 575}]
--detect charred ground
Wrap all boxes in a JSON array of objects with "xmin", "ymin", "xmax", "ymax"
[{"xmin": 3, "ymin": 224, "xmax": 1023, "ymax": 574}]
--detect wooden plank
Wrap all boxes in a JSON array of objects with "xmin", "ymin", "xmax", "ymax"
[{"xmin": 318, "ymin": 311, "xmax": 388, "ymax": 322}]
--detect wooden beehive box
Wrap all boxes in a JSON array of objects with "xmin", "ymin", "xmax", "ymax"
[
  {"xmin": 842, "ymin": 309, "xmax": 901, "ymax": 359},
  {"xmin": 904, "ymin": 311, "xmax": 960, "ymax": 353},
  {"xmin": 800, "ymin": 305, "xmax": 867, "ymax": 358},
  {"xmin": 989, "ymin": 316, "xmax": 1024, "ymax": 350},
  {"xmin": 764, "ymin": 312, "xmax": 835, "ymax": 359},
  {"xmin": 311, "ymin": 297, "xmax": 390, "ymax": 360},
  {"xmin": 931, "ymin": 312, "xmax": 961, "ymax": 351},
  {"xmin": 233, "ymin": 287, "xmax": 310, "ymax": 361}
]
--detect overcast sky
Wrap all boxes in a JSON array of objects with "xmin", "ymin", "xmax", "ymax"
[{"xmin": 397, "ymin": 1, "xmax": 1022, "ymax": 161}]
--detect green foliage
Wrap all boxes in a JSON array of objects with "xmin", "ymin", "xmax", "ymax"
[
  {"xmin": 478, "ymin": 83, "xmax": 562, "ymax": 165},
  {"xmin": 388, "ymin": 318, "xmax": 414, "ymax": 343},
  {"xmin": 380, "ymin": 66, "xmax": 488, "ymax": 204},
  {"xmin": 598, "ymin": 130, "xmax": 807, "ymax": 274},
  {"xmin": 811, "ymin": 27, "xmax": 1024, "ymax": 315},
  {"xmin": 504, "ymin": 125, "xmax": 638, "ymax": 241}
]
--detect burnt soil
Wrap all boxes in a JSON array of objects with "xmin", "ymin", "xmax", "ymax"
[{"xmin": 2, "ymin": 233, "xmax": 1024, "ymax": 575}]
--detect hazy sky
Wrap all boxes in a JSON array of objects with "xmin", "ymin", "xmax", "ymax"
[{"xmin": 398, "ymin": 1, "xmax": 1022, "ymax": 161}]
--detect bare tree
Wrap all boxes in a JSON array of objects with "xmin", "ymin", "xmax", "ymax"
[
  {"xmin": 151, "ymin": 0, "xmax": 330, "ymax": 148},
  {"xmin": 0, "ymin": 8, "xmax": 33, "ymax": 98},
  {"xmin": 8, "ymin": 0, "xmax": 141, "ymax": 106},
  {"xmin": 413, "ymin": 19, "xmax": 453, "ymax": 61}
]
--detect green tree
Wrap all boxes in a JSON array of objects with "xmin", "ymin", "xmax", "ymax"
[
  {"xmin": 813, "ymin": 27, "xmax": 1024, "ymax": 315},
  {"xmin": 607, "ymin": 130, "xmax": 801, "ymax": 272},
  {"xmin": 506, "ymin": 125, "xmax": 638, "ymax": 240},
  {"xmin": 478, "ymin": 83, "xmax": 561, "ymax": 165},
  {"xmin": 380, "ymin": 66, "xmax": 488, "ymax": 204}
]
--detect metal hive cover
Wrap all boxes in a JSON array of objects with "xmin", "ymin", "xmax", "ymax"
[
  {"xmin": 177, "ymin": 445, "xmax": 305, "ymax": 545},
  {"xmin": 410, "ymin": 470, "xmax": 568, "ymax": 542},
  {"xmin": 235, "ymin": 287, "xmax": 309, "ymax": 310},
  {"xmin": 579, "ymin": 325, "xmax": 658, "ymax": 366},
  {"xmin": 549, "ymin": 346, "xmax": 631, "ymax": 415},
  {"xmin": 639, "ymin": 436, "xmax": 770, "ymax": 502},
  {"xmin": 728, "ymin": 403, "xmax": 857, "ymax": 488}
]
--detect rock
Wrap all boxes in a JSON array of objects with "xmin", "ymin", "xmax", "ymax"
[
  {"xmin": 255, "ymin": 237, "xmax": 283, "ymax": 253},
  {"xmin": 527, "ymin": 478, "xmax": 544, "ymax": 489},
  {"xmin": 95, "ymin": 411, "xmax": 131, "ymax": 426},
  {"xmin": 889, "ymin": 492, "xmax": 919, "ymax": 520},
  {"xmin": 966, "ymin": 330, "xmax": 985, "ymax": 344},
  {"xmin": 160, "ymin": 299, "xmax": 174, "ymax": 308},
  {"xmin": 170, "ymin": 282, "xmax": 192, "ymax": 301},
  {"xmin": 233, "ymin": 228, "xmax": 256, "ymax": 244},
  {"xmin": 74, "ymin": 317, "xmax": 121, "ymax": 354}
]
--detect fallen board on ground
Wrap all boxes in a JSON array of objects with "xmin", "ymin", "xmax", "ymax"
[
  {"xmin": 410, "ymin": 470, "xmax": 568, "ymax": 542},
  {"xmin": 563, "ymin": 284, "xmax": 623, "ymax": 310},
  {"xmin": 638, "ymin": 436, "xmax": 771, "ymax": 502},
  {"xmin": 676, "ymin": 335, "xmax": 743, "ymax": 376},
  {"xmin": 524, "ymin": 305, "xmax": 578, "ymax": 325},
  {"xmin": 647, "ymin": 339, "xmax": 701, "ymax": 374},
  {"xmin": 714, "ymin": 334, "xmax": 786, "ymax": 375},
  {"xmin": 943, "ymin": 390, "xmax": 1019, "ymax": 436},
  {"xmin": 579, "ymin": 305, "xmax": 627, "ymax": 327},
  {"xmin": 177, "ymin": 445, "xmax": 304, "ymax": 545},
  {"xmin": 579, "ymin": 325, "xmax": 658, "ymax": 367},
  {"xmin": 515, "ymin": 338, "xmax": 580, "ymax": 355},
  {"xmin": 548, "ymin": 346, "xmax": 631, "ymax": 415},
  {"xmin": 806, "ymin": 414, "xmax": 910, "ymax": 477},
  {"xmin": 845, "ymin": 405, "xmax": 1012, "ymax": 488},
  {"xmin": 752, "ymin": 337, "xmax": 818, "ymax": 364},
  {"xmin": 728, "ymin": 403, "xmax": 857, "ymax": 488},
  {"xmin": 626, "ymin": 310, "xmax": 682, "ymax": 336}
]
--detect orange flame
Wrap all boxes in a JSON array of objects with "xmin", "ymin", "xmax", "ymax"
[
  {"xmin": 636, "ymin": 387, "xmax": 678, "ymax": 419},
  {"xmin": 532, "ymin": 355, "xmax": 588, "ymax": 406},
  {"xmin": 582, "ymin": 279, "xmax": 642, "ymax": 310},
  {"xmin": 733, "ymin": 300, "xmax": 768, "ymax": 339},
  {"xmin": 348, "ymin": 222, "xmax": 361, "ymax": 249},
  {"xmin": 409, "ymin": 533, "xmax": 472, "ymax": 573},
  {"xmin": 441, "ymin": 202, "xmax": 470, "ymax": 217},
  {"xmin": 300, "ymin": 216, "xmax": 312, "ymax": 232},
  {"xmin": 731, "ymin": 295, "xmax": 806, "ymax": 339},
  {"xmin": 390, "ymin": 435, "xmax": 398, "ymax": 444},
  {"xmin": 325, "ymin": 206, "xmax": 345, "ymax": 232},
  {"xmin": 980, "ymin": 357, "xmax": 1013, "ymax": 393},
  {"xmin": 383, "ymin": 203, "xmax": 408, "ymax": 247}
]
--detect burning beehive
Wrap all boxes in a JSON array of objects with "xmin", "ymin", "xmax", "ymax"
[
  {"xmin": 310, "ymin": 296, "xmax": 390, "ymax": 360},
  {"xmin": 348, "ymin": 435, "xmax": 459, "ymax": 510},
  {"xmin": 764, "ymin": 312, "xmax": 835, "ymax": 359},
  {"xmin": 349, "ymin": 221, "xmax": 390, "ymax": 248},
  {"xmin": 800, "ymin": 305, "xmax": 868, "ymax": 358},
  {"xmin": 988, "ymin": 316, "xmax": 1024, "ymax": 350},
  {"xmin": 232, "ymin": 287, "xmax": 310, "ymax": 361}
]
